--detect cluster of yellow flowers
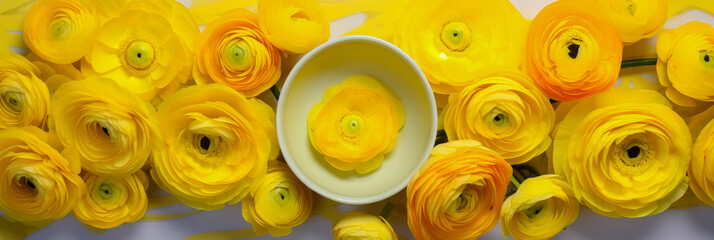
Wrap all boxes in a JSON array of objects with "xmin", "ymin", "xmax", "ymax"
[{"xmin": 0, "ymin": 0, "xmax": 329, "ymax": 235}]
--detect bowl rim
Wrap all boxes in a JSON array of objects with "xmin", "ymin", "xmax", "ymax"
[{"xmin": 276, "ymin": 35, "xmax": 437, "ymax": 205}]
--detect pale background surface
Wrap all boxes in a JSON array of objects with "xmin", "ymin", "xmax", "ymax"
[{"xmin": 5, "ymin": 0, "xmax": 714, "ymax": 239}]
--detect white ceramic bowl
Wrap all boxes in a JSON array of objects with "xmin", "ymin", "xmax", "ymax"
[{"xmin": 277, "ymin": 35, "xmax": 437, "ymax": 204}]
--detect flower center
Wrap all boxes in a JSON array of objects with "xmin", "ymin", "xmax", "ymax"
[
  {"xmin": 125, "ymin": 40, "xmax": 155, "ymax": 69},
  {"xmin": 485, "ymin": 108, "xmax": 510, "ymax": 129},
  {"xmin": 3, "ymin": 91, "xmax": 22, "ymax": 112},
  {"xmin": 567, "ymin": 43, "xmax": 580, "ymax": 59},
  {"xmin": 700, "ymin": 50, "xmax": 714, "ymax": 68},
  {"xmin": 290, "ymin": 10, "xmax": 310, "ymax": 21},
  {"xmin": 525, "ymin": 202, "xmax": 544, "ymax": 218},
  {"xmin": 270, "ymin": 187, "xmax": 290, "ymax": 207},
  {"xmin": 18, "ymin": 176, "xmax": 36, "ymax": 190},
  {"xmin": 223, "ymin": 40, "xmax": 254, "ymax": 71},
  {"xmin": 614, "ymin": 136, "xmax": 653, "ymax": 176},
  {"xmin": 341, "ymin": 114, "xmax": 365, "ymax": 138},
  {"xmin": 49, "ymin": 19, "xmax": 71, "ymax": 40},
  {"xmin": 625, "ymin": 0, "xmax": 637, "ymax": 16},
  {"xmin": 200, "ymin": 136, "xmax": 210, "ymax": 151},
  {"xmin": 98, "ymin": 183, "xmax": 113, "ymax": 199},
  {"xmin": 440, "ymin": 21, "xmax": 471, "ymax": 51}
]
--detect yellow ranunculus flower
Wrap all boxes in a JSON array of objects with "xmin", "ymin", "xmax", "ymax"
[
  {"xmin": 443, "ymin": 70, "xmax": 554, "ymax": 164},
  {"xmin": 151, "ymin": 84, "xmax": 279, "ymax": 210},
  {"xmin": 690, "ymin": 117, "xmax": 714, "ymax": 206},
  {"xmin": 242, "ymin": 161, "xmax": 312, "ymax": 236},
  {"xmin": 0, "ymin": 127, "xmax": 85, "ymax": 222},
  {"xmin": 194, "ymin": 9, "xmax": 281, "ymax": 97},
  {"xmin": 525, "ymin": 0, "xmax": 623, "ymax": 102},
  {"xmin": 500, "ymin": 175, "xmax": 579, "ymax": 240},
  {"xmin": 552, "ymin": 87, "xmax": 691, "ymax": 218},
  {"xmin": 407, "ymin": 140, "xmax": 512, "ymax": 240},
  {"xmin": 332, "ymin": 211, "xmax": 397, "ymax": 240},
  {"xmin": 258, "ymin": 0, "xmax": 330, "ymax": 54},
  {"xmin": 656, "ymin": 21, "xmax": 714, "ymax": 107},
  {"xmin": 392, "ymin": 0, "xmax": 527, "ymax": 94},
  {"xmin": 23, "ymin": 0, "xmax": 97, "ymax": 64},
  {"xmin": 0, "ymin": 58, "xmax": 49, "ymax": 129},
  {"xmin": 83, "ymin": 8, "xmax": 186, "ymax": 101},
  {"xmin": 51, "ymin": 78, "xmax": 160, "ymax": 177},
  {"xmin": 307, "ymin": 75, "xmax": 405, "ymax": 174},
  {"xmin": 593, "ymin": 0, "xmax": 667, "ymax": 45},
  {"xmin": 72, "ymin": 170, "xmax": 148, "ymax": 229}
]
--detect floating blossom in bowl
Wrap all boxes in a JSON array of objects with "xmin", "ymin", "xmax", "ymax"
[
  {"xmin": 656, "ymin": 21, "xmax": 714, "ymax": 107},
  {"xmin": 392, "ymin": 0, "xmax": 527, "ymax": 94},
  {"xmin": 0, "ymin": 127, "xmax": 85, "ymax": 222},
  {"xmin": 24, "ymin": 0, "xmax": 97, "ymax": 64},
  {"xmin": 407, "ymin": 140, "xmax": 512, "ymax": 240},
  {"xmin": 443, "ymin": 70, "xmax": 554, "ymax": 164},
  {"xmin": 150, "ymin": 84, "xmax": 279, "ymax": 210},
  {"xmin": 51, "ymin": 78, "xmax": 160, "ymax": 177},
  {"xmin": 308, "ymin": 75, "xmax": 405, "ymax": 174},
  {"xmin": 552, "ymin": 87, "xmax": 690, "ymax": 218},
  {"xmin": 332, "ymin": 211, "xmax": 398, "ymax": 240},
  {"xmin": 525, "ymin": 0, "xmax": 622, "ymax": 101},
  {"xmin": 257, "ymin": 0, "xmax": 330, "ymax": 54},
  {"xmin": 594, "ymin": 0, "xmax": 667, "ymax": 45},
  {"xmin": 194, "ymin": 9, "xmax": 281, "ymax": 97},
  {"xmin": 242, "ymin": 161, "xmax": 312, "ymax": 236},
  {"xmin": 500, "ymin": 175, "xmax": 579, "ymax": 240},
  {"xmin": 72, "ymin": 170, "xmax": 148, "ymax": 229}
]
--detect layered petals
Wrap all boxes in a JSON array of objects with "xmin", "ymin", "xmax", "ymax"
[
  {"xmin": 257, "ymin": 0, "xmax": 330, "ymax": 53},
  {"xmin": 690, "ymin": 117, "xmax": 714, "ymax": 206},
  {"xmin": 0, "ymin": 59, "xmax": 49, "ymax": 129},
  {"xmin": 72, "ymin": 170, "xmax": 148, "ymax": 229},
  {"xmin": 594, "ymin": 0, "xmax": 667, "ymax": 45},
  {"xmin": 24, "ymin": 0, "xmax": 97, "ymax": 64},
  {"xmin": 332, "ymin": 211, "xmax": 397, "ymax": 240}
]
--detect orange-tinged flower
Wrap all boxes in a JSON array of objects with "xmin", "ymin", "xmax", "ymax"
[
  {"xmin": 690, "ymin": 117, "xmax": 714, "ymax": 206},
  {"xmin": 443, "ymin": 70, "xmax": 554, "ymax": 164},
  {"xmin": 332, "ymin": 211, "xmax": 397, "ymax": 240},
  {"xmin": 308, "ymin": 75, "xmax": 405, "ymax": 174},
  {"xmin": 407, "ymin": 140, "xmax": 512, "ymax": 240},
  {"xmin": 593, "ymin": 0, "xmax": 667, "ymax": 45},
  {"xmin": 23, "ymin": 0, "xmax": 97, "ymax": 64},
  {"xmin": 656, "ymin": 21, "xmax": 714, "ymax": 107},
  {"xmin": 392, "ymin": 0, "xmax": 527, "ymax": 94},
  {"xmin": 258, "ymin": 0, "xmax": 330, "ymax": 53},
  {"xmin": 525, "ymin": 0, "xmax": 623, "ymax": 101},
  {"xmin": 194, "ymin": 9, "xmax": 281, "ymax": 97},
  {"xmin": 72, "ymin": 170, "xmax": 148, "ymax": 229},
  {"xmin": 0, "ymin": 127, "xmax": 85, "ymax": 222}
]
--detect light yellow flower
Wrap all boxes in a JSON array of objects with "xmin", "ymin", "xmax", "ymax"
[
  {"xmin": 407, "ymin": 140, "xmax": 512, "ymax": 240},
  {"xmin": 443, "ymin": 70, "xmax": 554, "ymax": 164},
  {"xmin": 194, "ymin": 9, "xmax": 281, "ymax": 97},
  {"xmin": 500, "ymin": 175, "xmax": 579, "ymax": 240},
  {"xmin": 593, "ymin": 0, "xmax": 667, "ymax": 45},
  {"xmin": 51, "ymin": 78, "xmax": 160, "ymax": 177},
  {"xmin": 308, "ymin": 75, "xmax": 404, "ymax": 174},
  {"xmin": 0, "ymin": 127, "xmax": 85, "ymax": 222},
  {"xmin": 0, "ymin": 55, "xmax": 49, "ymax": 129},
  {"xmin": 72, "ymin": 170, "xmax": 148, "ymax": 229},
  {"xmin": 23, "ymin": 0, "xmax": 97, "ymax": 64},
  {"xmin": 242, "ymin": 161, "xmax": 312, "ymax": 236},
  {"xmin": 392, "ymin": 0, "xmax": 527, "ymax": 94},
  {"xmin": 332, "ymin": 211, "xmax": 397, "ymax": 240},
  {"xmin": 656, "ymin": 21, "xmax": 714, "ymax": 107},
  {"xmin": 552, "ymin": 87, "xmax": 690, "ymax": 218},
  {"xmin": 151, "ymin": 84, "xmax": 279, "ymax": 210},
  {"xmin": 525, "ymin": 0, "xmax": 622, "ymax": 101},
  {"xmin": 257, "ymin": 0, "xmax": 330, "ymax": 53},
  {"xmin": 83, "ymin": 8, "xmax": 187, "ymax": 101},
  {"xmin": 690, "ymin": 117, "xmax": 714, "ymax": 206}
]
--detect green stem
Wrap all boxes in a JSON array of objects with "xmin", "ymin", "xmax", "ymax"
[
  {"xmin": 270, "ymin": 85, "xmax": 281, "ymax": 100},
  {"xmin": 510, "ymin": 175, "xmax": 521, "ymax": 188},
  {"xmin": 379, "ymin": 201, "xmax": 394, "ymax": 219},
  {"xmin": 621, "ymin": 58, "xmax": 657, "ymax": 68}
]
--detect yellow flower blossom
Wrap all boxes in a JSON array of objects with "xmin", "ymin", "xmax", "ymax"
[
  {"xmin": 308, "ymin": 75, "xmax": 404, "ymax": 174},
  {"xmin": 552, "ymin": 87, "xmax": 690, "ymax": 217},
  {"xmin": 500, "ymin": 175, "xmax": 579, "ymax": 240},
  {"xmin": 242, "ymin": 161, "xmax": 312, "ymax": 236},
  {"xmin": 407, "ymin": 140, "xmax": 512, "ymax": 240},
  {"xmin": 150, "ymin": 84, "xmax": 279, "ymax": 210},
  {"xmin": 0, "ymin": 127, "xmax": 85, "ymax": 222},
  {"xmin": 0, "ymin": 55, "xmax": 49, "ymax": 129},
  {"xmin": 690, "ymin": 117, "xmax": 714, "ymax": 206},
  {"xmin": 332, "ymin": 211, "xmax": 397, "ymax": 240},
  {"xmin": 392, "ymin": 0, "xmax": 527, "ymax": 94},
  {"xmin": 257, "ymin": 0, "xmax": 330, "ymax": 53},
  {"xmin": 51, "ymin": 78, "xmax": 160, "ymax": 177},
  {"xmin": 593, "ymin": 0, "xmax": 667, "ymax": 45},
  {"xmin": 72, "ymin": 170, "xmax": 148, "ymax": 229},
  {"xmin": 443, "ymin": 70, "xmax": 554, "ymax": 164},
  {"xmin": 656, "ymin": 21, "xmax": 714, "ymax": 107}
]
